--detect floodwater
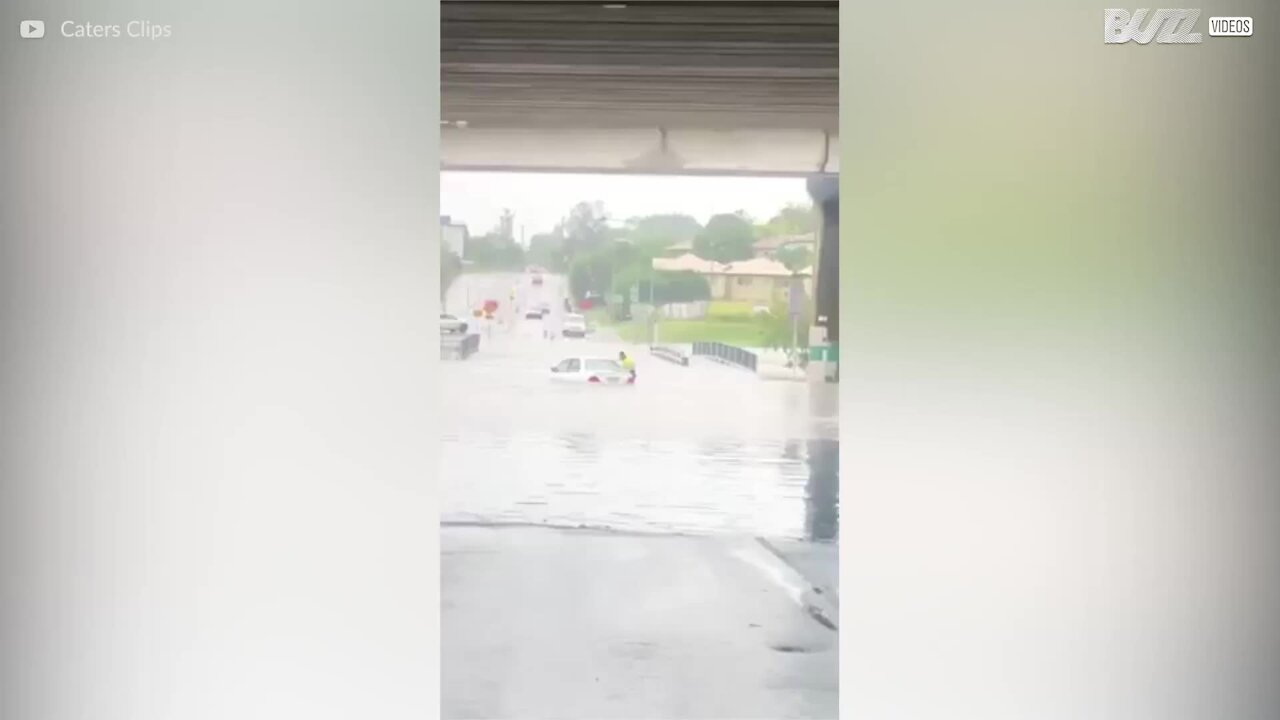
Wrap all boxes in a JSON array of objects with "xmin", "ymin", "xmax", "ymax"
[{"xmin": 442, "ymin": 273, "xmax": 838, "ymax": 541}]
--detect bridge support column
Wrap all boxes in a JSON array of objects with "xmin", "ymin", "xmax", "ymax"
[{"xmin": 807, "ymin": 175, "xmax": 839, "ymax": 383}]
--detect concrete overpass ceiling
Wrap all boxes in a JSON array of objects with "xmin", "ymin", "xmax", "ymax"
[
  {"xmin": 442, "ymin": 126, "xmax": 838, "ymax": 176},
  {"xmin": 443, "ymin": 0, "xmax": 837, "ymax": 131}
]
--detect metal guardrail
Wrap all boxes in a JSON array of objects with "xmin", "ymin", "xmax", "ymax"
[
  {"xmin": 649, "ymin": 345, "xmax": 689, "ymax": 366},
  {"xmin": 691, "ymin": 341, "xmax": 757, "ymax": 372},
  {"xmin": 440, "ymin": 333, "xmax": 480, "ymax": 360}
]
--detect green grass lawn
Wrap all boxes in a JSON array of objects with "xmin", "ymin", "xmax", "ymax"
[
  {"xmin": 654, "ymin": 319, "xmax": 771, "ymax": 346},
  {"xmin": 584, "ymin": 308, "xmax": 612, "ymax": 326},
  {"xmin": 613, "ymin": 318, "xmax": 772, "ymax": 346},
  {"xmin": 586, "ymin": 301, "xmax": 783, "ymax": 347}
]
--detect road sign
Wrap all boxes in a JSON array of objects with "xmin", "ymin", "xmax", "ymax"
[{"xmin": 788, "ymin": 279, "xmax": 804, "ymax": 318}]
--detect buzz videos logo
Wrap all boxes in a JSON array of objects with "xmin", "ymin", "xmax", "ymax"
[
  {"xmin": 1104, "ymin": 9, "xmax": 1203, "ymax": 43},
  {"xmin": 1105, "ymin": 9, "xmax": 1254, "ymax": 43}
]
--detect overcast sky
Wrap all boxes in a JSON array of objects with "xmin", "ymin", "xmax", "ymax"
[{"xmin": 441, "ymin": 172, "xmax": 811, "ymax": 242}]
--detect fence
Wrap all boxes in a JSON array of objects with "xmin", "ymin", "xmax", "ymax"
[
  {"xmin": 650, "ymin": 345, "xmax": 690, "ymax": 366},
  {"xmin": 691, "ymin": 341, "xmax": 757, "ymax": 372},
  {"xmin": 658, "ymin": 300, "xmax": 710, "ymax": 320}
]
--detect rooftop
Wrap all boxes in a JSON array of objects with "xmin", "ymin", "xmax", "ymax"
[
  {"xmin": 719, "ymin": 257, "xmax": 806, "ymax": 277},
  {"xmin": 752, "ymin": 233, "xmax": 817, "ymax": 250},
  {"xmin": 652, "ymin": 253, "xmax": 726, "ymax": 273},
  {"xmin": 652, "ymin": 254, "xmax": 808, "ymax": 277}
]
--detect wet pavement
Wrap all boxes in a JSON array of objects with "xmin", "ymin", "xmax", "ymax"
[
  {"xmin": 442, "ymin": 273, "xmax": 839, "ymax": 541},
  {"xmin": 443, "ymin": 526, "xmax": 839, "ymax": 720}
]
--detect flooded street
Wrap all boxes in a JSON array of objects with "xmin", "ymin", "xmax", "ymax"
[
  {"xmin": 442, "ymin": 273, "xmax": 839, "ymax": 541},
  {"xmin": 442, "ymin": 274, "xmax": 841, "ymax": 718}
]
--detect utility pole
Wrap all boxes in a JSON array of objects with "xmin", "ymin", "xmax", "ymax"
[
  {"xmin": 648, "ymin": 268, "xmax": 657, "ymax": 345},
  {"xmin": 789, "ymin": 274, "xmax": 802, "ymax": 366},
  {"xmin": 791, "ymin": 313, "xmax": 799, "ymax": 364}
]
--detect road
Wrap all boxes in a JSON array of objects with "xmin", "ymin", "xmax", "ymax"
[
  {"xmin": 443, "ymin": 526, "xmax": 838, "ymax": 720},
  {"xmin": 442, "ymin": 272, "xmax": 838, "ymax": 539},
  {"xmin": 442, "ymin": 272, "xmax": 839, "ymax": 719}
]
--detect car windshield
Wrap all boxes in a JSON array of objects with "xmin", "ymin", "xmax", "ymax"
[{"xmin": 584, "ymin": 359, "xmax": 621, "ymax": 372}]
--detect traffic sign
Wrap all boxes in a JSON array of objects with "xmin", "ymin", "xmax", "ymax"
[{"xmin": 788, "ymin": 279, "xmax": 804, "ymax": 318}]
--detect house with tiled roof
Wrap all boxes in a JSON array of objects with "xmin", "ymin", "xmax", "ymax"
[
  {"xmin": 652, "ymin": 254, "xmax": 810, "ymax": 305},
  {"xmin": 751, "ymin": 232, "xmax": 816, "ymax": 259}
]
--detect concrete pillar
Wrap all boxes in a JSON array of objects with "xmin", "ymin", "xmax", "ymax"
[
  {"xmin": 806, "ymin": 174, "xmax": 839, "ymax": 383},
  {"xmin": 805, "ymin": 439, "xmax": 841, "ymax": 541}
]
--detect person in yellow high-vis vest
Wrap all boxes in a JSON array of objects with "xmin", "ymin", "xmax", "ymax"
[{"xmin": 618, "ymin": 351, "xmax": 636, "ymax": 381}]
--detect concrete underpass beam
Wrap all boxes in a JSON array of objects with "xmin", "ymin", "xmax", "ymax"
[{"xmin": 806, "ymin": 175, "xmax": 839, "ymax": 383}]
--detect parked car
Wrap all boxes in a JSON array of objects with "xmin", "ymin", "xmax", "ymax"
[
  {"xmin": 549, "ymin": 357, "xmax": 633, "ymax": 385},
  {"xmin": 580, "ymin": 292, "xmax": 605, "ymax": 311},
  {"xmin": 440, "ymin": 313, "xmax": 468, "ymax": 334},
  {"xmin": 562, "ymin": 314, "xmax": 588, "ymax": 338},
  {"xmin": 531, "ymin": 274, "xmax": 543, "ymax": 286}
]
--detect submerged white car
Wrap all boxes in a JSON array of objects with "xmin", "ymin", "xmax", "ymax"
[{"xmin": 549, "ymin": 357, "xmax": 633, "ymax": 385}]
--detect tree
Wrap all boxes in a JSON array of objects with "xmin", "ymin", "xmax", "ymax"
[
  {"xmin": 527, "ymin": 232, "xmax": 565, "ymax": 271},
  {"xmin": 624, "ymin": 214, "xmax": 703, "ymax": 255},
  {"xmin": 651, "ymin": 271, "xmax": 711, "ymax": 304},
  {"xmin": 758, "ymin": 203, "xmax": 817, "ymax": 239},
  {"xmin": 610, "ymin": 262, "xmax": 650, "ymax": 299},
  {"xmin": 464, "ymin": 233, "xmax": 525, "ymax": 270},
  {"xmin": 568, "ymin": 249, "xmax": 614, "ymax": 301},
  {"xmin": 440, "ymin": 246, "xmax": 463, "ymax": 299},
  {"xmin": 775, "ymin": 244, "xmax": 815, "ymax": 272},
  {"xmin": 612, "ymin": 265, "xmax": 711, "ymax": 305},
  {"xmin": 563, "ymin": 201, "xmax": 610, "ymax": 258},
  {"xmin": 693, "ymin": 213, "xmax": 756, "ymax": 263},
  {"xmin": 568, "ymin": 238, "xmax": 639, "ymax": 301}
]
